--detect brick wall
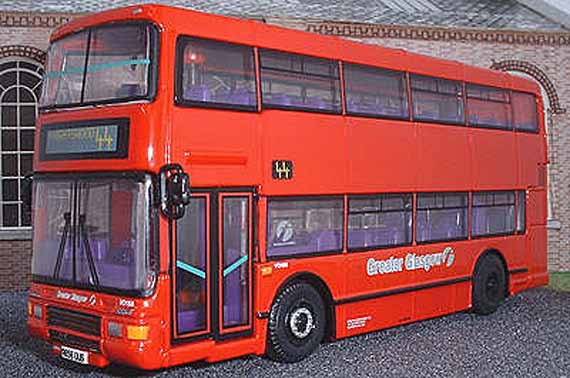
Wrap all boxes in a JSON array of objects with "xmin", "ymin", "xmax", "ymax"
[
  {"xmin": 0, "ymin": 13, "xmax": 66, "ymax": 291},
  {"xmin": 0, "ymin": 240, "xmax": 32, "ymax": 291}
]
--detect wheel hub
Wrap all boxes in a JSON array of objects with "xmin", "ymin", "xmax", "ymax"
[
  {"xmin": 486, "ymin": 274, "xmax": 499, "ymax": 299},
  {"xmin": 289, "ymin": 307, "xmax": 314, "ymax": 339}
]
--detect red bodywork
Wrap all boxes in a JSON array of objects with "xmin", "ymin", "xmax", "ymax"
[{"xmin": 28, "ymin": 4, "xmax": 548, "ymax": 369}]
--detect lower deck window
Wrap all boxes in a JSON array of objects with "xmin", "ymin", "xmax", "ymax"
[
  {"xmin": 266, "ymin": 198, "xmax": 343, "ymax": 259},
  {"xmin": 472, "ymin": 191, "xmax": 515, "ymax": 237},
  {"xmin": 348, "ymin": 194, "xmax": 412, "ymax": 250},
  {"xmin": 416, "ymin": 192, "xmax": 468, "ymax": 243}
]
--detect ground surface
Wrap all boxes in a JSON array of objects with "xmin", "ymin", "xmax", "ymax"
[{"xmin": 1, "ymin": 288, "xmax": 569, "ymax": 378}]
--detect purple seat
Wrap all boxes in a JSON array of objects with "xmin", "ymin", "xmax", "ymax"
[
  {"xmin": 306, "ymin": 97, "xmax": 327, "ymax": 110},
  {"xmin": 177, "ymin": 309, "xmax": 205, "ymax": 334},
  {"xmin": 316, "ymin": 230, "xmax": 340, "ymax": 251},
  {"xmin": 116, "ymin": 84, "xmax": 142, "ymax": 97},
  {"xmin": 97, "ymin": 263, "xmax": 131, "ymax": 288},
  {"xmin": 185, "ymin": 85, "xmax": 210, "ymax": 102},
  {"xmin": 269, "ymin": 94, "xmax": 292, "ymax": 106},
  {"xmin": 227, "ymin": 89, "xmax": 255, "ymax": 106},
  {"xmin": 348, "ymin": 229, "xmax": 366, "ymax": 249},
  {"xmin": 417, "ymin": 220, "xmax": 430, "ymax": 242}
]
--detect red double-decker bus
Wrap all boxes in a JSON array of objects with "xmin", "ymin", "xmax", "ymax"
[{"xmin": 27, "ymin": 4, "xmax": 547, "ymax": 369}]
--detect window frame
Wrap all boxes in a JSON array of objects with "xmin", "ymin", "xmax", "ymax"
[
  {"xmin": 265, "ymin": 195, "xmax": 344, "ymax": 261},
  {"xmin": 466, "ymin": 83, "xmax": 513, "ymax": 131},
  {"xmin": 471, "ymin": 190, "xmax": 516, "ymax": 239},
  {"xmin": 410, "ymin": 74, "xmax": 465, "ymax": 126},
  {"xmin": 259, "ymin": 49, "xmax": 342, "ymax": 115},
  {"xmin": 347, "ymin": 193, "xmax": 413, "ymax": 253},
  {"xmin": 40, "ymin": 21, "xmax": 159, "ymax": 111},
  {"xmin": 415, "ymin": 191, "xmax": 469, "ymax": 245},
  {"xmin": 174, "ymin": 35, "xmax": 259, "ymax": 113},
  {"xmin": 343, "ymin": 62, "xmax": 410, "ymax": 121},
  {"xmin": 512, "ymin": 90, "xmax": 540, "ymax": 134}
]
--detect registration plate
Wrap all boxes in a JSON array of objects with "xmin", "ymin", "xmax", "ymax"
[{"xmin": 60, "ymin": 346, "xmax": 89, "ymax": 365}]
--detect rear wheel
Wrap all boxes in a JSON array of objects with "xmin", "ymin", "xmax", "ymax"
[
  {"xmin": 266, "ymin": 282, "xmax": 325, "ymax": 362},
  {"xmin": 472, "ymin": 254, "xmax": 507, "ymax": 315}
]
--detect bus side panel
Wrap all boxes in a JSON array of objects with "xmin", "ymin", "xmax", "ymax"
[
  {"xmin": 253, "ymin": 256, "xmax": 346, "ymax": 323},
  {"xmin": 417, "ymin": 124, "xmax": 471, "ymax": 191},
  {"xmin": 412, "ymin": 282, "xmax": 471, "ymax": 323},
  {"xmin": 339, "ymin": 295, "xmax": 412, "ymax": 338},
  {"xmin": 260, "ymin": 111, "xmax": 346, "ymax": 195},
  {"xmin": 346, "ymin": 117, "xmax": 417, "ymax": 192},
  {"xmin": 411, "ymin": 241, "xmax": 471, "ymax": 320},
  {"xmin": 527, "ymin": 189, "xmax": 548, "ymax": 287},
  {"xmin": 517, "ymin": 133, "xmax": 544, "ymax": 190},
  {"xmin": 170, "ymin": 108, "xmax": 260, "ymax": 187},
  {"xmin": 341, "ymin": 247, "xmax": 413, "ymax": 337},
  {"xmin": 471, "ymin": 130, "xmax": 518, "ymax": 190}
]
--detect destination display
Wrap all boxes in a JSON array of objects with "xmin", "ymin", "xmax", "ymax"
[{"xmin": 40, "ymin": 119, "xmax": 129, "ymax": 160}]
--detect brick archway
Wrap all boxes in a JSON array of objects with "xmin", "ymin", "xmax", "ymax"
[
  {"xmin": 0, "ymin": 45, "xmax": 46, "ymax": 65},
  {"xmin": 490, "ymin": 60, "xmax": 565, "ymax": 114}
]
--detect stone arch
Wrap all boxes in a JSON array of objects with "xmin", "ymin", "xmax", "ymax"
[
  {"xmin": 0, "ymin": 45, "xmax": 46, "ymax": 65},
  {"xmin": 490, "ymin": 59, "xmax": 565, "ymax": 114}
]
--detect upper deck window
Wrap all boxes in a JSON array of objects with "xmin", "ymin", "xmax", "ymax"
[
  {"xmin": 466, "ymin": 84, "xmax": 511, "ymax": 129},
  {"xmin": 411, "ymin": 75, "xmax": 464, "ymax": 125},
  {"xmin": 344, "ymin": 64, "xmax": 409, "ymax": 119},
  {"xmin": 512, "ymin": 91, "xmax": 539, "ymax": 133},
  {"xmin": 41, "ymin": 23, "xmax": 156, "ymax": 109},
  {"xmin": 176, "ymin": 37, "xmax": 257, "ymax": 110},
  {"xmin": 260, "ymin": 50, "xmax": 341, "ymax": 113}
]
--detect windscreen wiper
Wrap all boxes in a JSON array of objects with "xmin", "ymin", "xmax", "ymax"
[
  {"xmin": 78, "ymin": 214, "xmax": 100, "ymax": 289},
  {"xmin": 53, "ymin": 212, "xmax": 71, "ymax": 279}
]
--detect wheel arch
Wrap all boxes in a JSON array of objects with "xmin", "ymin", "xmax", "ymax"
[{"xmin": 270, "ymin": 271, "xmax": 336, "ymax": 341}]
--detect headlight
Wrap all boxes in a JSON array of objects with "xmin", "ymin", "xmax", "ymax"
[{"xmin": 107, "ymin": 321, "xmax": 123, "ymax": 338}]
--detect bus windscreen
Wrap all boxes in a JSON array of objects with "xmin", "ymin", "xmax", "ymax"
[
  {"xmin": 31, "ymin": 176, "xmax": 156, "ymax": 295},
  {"xmin": 41, "ymin": 23, "xmax": 155, "ymax": 108}
]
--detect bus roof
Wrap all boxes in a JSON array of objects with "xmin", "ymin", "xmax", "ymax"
[{"xmin": 51, "ymin": 3, "xmax": 540, "ymax": 94}]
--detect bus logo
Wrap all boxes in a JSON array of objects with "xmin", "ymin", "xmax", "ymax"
[
  {"xmin": 367, "ymin": 247, "xmax": 456, "ymax": 277},
  {"xmin": 272, "ymin": 160, "xmax": 293, "ymax": 180}
]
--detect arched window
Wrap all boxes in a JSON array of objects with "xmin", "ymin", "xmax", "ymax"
[{"xmin": 0, "ymin": 58, "xmax": 43, "ymax": 228}]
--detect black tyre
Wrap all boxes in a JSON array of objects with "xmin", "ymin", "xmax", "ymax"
[
  {"xmin": 266, "ymin": 282, "xmax": 326, "ymax": 362},
  {"xmin": 472, "ymin": 254, "xmax": 507, "ymax": 315}
]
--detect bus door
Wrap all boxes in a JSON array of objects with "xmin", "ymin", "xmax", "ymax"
[{"xmin": 172, "ymin": 190, "xmax": 253, "ymax": 341}]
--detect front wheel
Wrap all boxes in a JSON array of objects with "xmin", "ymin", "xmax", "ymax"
[
  {"xmin": 472, "ymin": 254, "xmax": 507, "ymax": 315},
  {"xmin": 266, "ymin": 282, "xmax": 325, "ymax": 362}
]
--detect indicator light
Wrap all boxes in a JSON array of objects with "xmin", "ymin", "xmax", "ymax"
[{"xmin": 126, "ymin": 325, "xmax": 149, "ymax": 340}]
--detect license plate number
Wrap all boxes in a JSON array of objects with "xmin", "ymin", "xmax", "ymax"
[{"xmin": 60, "ymin": 346, "xmax": 89, "ymax": 365}]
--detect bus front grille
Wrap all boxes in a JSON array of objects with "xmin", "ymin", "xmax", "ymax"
[
  {"xmin": 46, "ymin": 306, "xmax": 101, "ymax": 337},
  {"xmin": 49, "ymin": 330, "xmax": 101, "ymax": 353}
]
